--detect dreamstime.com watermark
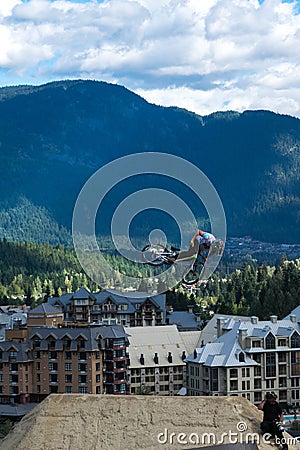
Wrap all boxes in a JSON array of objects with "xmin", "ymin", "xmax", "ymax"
[{"xmin": 157, "ymin": 421, "xmax": 300, "ymax": 446}]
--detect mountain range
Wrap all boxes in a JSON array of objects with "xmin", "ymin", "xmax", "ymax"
[{"xmin": 0, "ymin": 79, "xmax": 299, "ymax": 245}]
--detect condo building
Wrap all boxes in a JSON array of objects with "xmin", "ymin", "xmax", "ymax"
[
  {"xmin": 127, "ymin": 325, "xmax": 201, "ymax": 396},
  {"xmin": 0, "ymin": 324, "xmax": 130, "ymax": 404},
  {"xmin": 47, "ymin": 287, "xmax": 166, "ymax": 327},
  {"xmin": 186, "ymin": 313, "xmax": 300, "ymax": 405}
]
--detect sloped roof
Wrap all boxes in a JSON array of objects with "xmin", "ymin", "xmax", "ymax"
[
  {"xmin": 127, "ymin": 325, "xmax": 189, "ymax": 368},
  {"xmin": 29, "ymin": 303, "xmax": 63, "ymax": 315},
  {"xmin": 72, "ymin": 287, "xmax": 96, "ymax": 300}
]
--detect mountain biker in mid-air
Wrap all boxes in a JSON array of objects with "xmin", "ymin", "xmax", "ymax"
[{"xmin": 176, "ymin": 229, "xmax": 216, "ymax": 261}]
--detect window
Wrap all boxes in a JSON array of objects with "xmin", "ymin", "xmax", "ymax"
[
  {"xmin": 79, "ymin": 375, "xmax": 87, "ymax": 384},
  {"xmin": 0, "ymin": 363, "xmax": 3, "ymax": 370},
  {"xmin": 9, "ymin": 386, "xmax": 18, "ymax": 394},
  {"xmin": 95, "ymin": 352, "xmax": 100, "ymax": 359},
  {"xmin": 49, "ymin": 374, "xmax": 58, "ymax": 383},
  {"xmin": 65, "ymin": 352, "xmax": 72, "ymax": 360},
  {"xmin": 230, "ymin": 380, "xmax": 238, "ymax": 391},
  {"xmin": 279, "ymin": 377, "xmax": 287, "ymax": 387},
  {"xmin": 78, "ymin": 352, "xmax": 86, "ymax": 360},
  {"xmin": 79, "ymin": 387, "xmax": 88, "ymax": 394},
  {"xmin": 48, "ymin": 351, "xmax": 57, "ymax": 360},
  {"xmin": 65, "ymin": 386, "xmax": 72, "ymax": 394},
  {"xmin": 242, "ymin": 368, "xmax": 250, "ymax": 377},
  {"xmin": 49, "ymin": 362, "xmax": 58, "ymax": 371},
  {"xmin": 50, "ymin": 386, "xmax": 58, "ymax": 393},
  {"xmin": 96, "ymin": 386, "xmax": 101, "ymax": 394},
  {"xmin": 266, "ymin": 353, "xmax": 276, "ymax": 378},
  {"xmin": 65, "ymin": 363, "xmax": 72, "ymax": 371},
  {"xmin": 292, "ymin": 378, "xmax": 300, "ymax": 387},
  {"xmin": 291, "ymin": 332, "xmax": 300, "ymax": 348},
  {"xmin": 254, "ymin": 366, "xmax": 261, "ymax": 377},
  {"xmin": 34, "ymin": 351, "xmax": 41, "ymax": 359},
  {"xmin": 278, "ymin": 352, "xmax": 286, "ymax": 363},
  {"xmin": 36, "ymin": 362, "xmax": 40, "ymax": 370},
  {"xmin": 279, "ymin": 365, "xmax": 286, "ymax": 375},
  {"xmin": 78, "ymin": 363, "xmax": 87, "ymax": 372},
  {"xmin": 9, "ymin": 351, "xmax": 17, "ymax": 360},
  {"xmin": 65, "ymin": 374, "xmax": 72, "ymax": 383},
  {"xmin": 37, "ymin": 385, "xmax": 41, "ymax": 393},
  {"xmin": 96, "ymin": 374, "xmax": 101, "ymax": 383},
  {"xmin": 210, "ymin": 368, "xmax": 218, "ymax": 391},
  {"xmin": 278, "ymin": 339, "xmax": 287, "ymax": 347},
  {"xmin": 254, "ymin": 379, "xmax": 261, "ymax": 389},
  {"xmin": 291, "ymin": 351, "xmax": 300, "ymax": 376},
  {"xmin": 242, "ymin": 380, "xmax": 250, "ymax": 390},
  {"xmin": 254, "ymin": 392, "xmax": 262, "ymax": 403},
  {"xmin": 36, "ymin": 374, "xmax": 40, "ymax": 382},
  {"xmin": 230, "ymin": 369, "xmax": 238, "ymax": 378},
  {"xmin": 9, "ymin": 363, "xmax": 18, "ymax": 372},
  {"xmin": 252, "ymin": 340, "xmax": 261, "ymax": 348},
  {"xmin": 96, "ymin": 363, "xmax": 100, "ymax": 371},
  {"xmin": 0, "ymin": 374, "xmax": 3, "ymax": 382},
  {"xmin": 79, "ymin": 340, "xmax": 86, "ymax": 349},
  {"xmin": 238, "ymin": 352, "xmax": 245, "ymax": 362},
  {"xmin": 9, "ymin": 374, "xmax": 18, "ymax": 383},
  {"xmin": 265, "ymin": 333, "xmax": 275, "ymax": 349}
]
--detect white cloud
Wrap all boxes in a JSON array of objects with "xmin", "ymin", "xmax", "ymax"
[{"xmin": 0, "ymin": 0, "xmax": 299, "ymax": 117}]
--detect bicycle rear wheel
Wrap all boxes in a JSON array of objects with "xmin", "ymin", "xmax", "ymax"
[
  {"xmin": 141, "ymin": 243, "xmax": 167, "ymax": 266},
  {"xmin": 182, "ymin": 259, "xmax": 204, "ymax": 285}
]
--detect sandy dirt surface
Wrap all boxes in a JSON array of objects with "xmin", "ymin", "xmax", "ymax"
[{"xmin": 0, "ymin": 395, "xmax": 299, "ymax": 450}]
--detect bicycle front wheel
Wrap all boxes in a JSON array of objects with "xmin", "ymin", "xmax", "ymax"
[{"xmin": 141, "ymin": 243, "xmax": 167, "ymax": 266}]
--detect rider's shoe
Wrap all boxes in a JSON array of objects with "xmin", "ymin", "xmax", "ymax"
[{"xmin": 171, "ymin": 245, "xmax": 180, "ymax": 252}]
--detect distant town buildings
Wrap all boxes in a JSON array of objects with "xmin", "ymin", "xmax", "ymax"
[{"xmin": 2, "ymin": 285, "xmax": 300, "ymax": 408}]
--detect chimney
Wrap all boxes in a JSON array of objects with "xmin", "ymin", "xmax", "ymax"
[
  {"xmin": 167, "ymin": 352, "xmax": 172, "ymax": 363},
  {"xmin": 193, "ymin": 349, "xmax": 197, "ymax": 359},
  {"xmin": 187, "ymin": 305, "xmax": 194, "ymax": 314},
  {"xmin": 181, "ymin": 351, "xmax": 186, "ymax": 361},
  {"xmin": 217, "ymin": 317, "xmax": 227, "ymax": 337},
  {"xmin": 290, "ymin": 315, "xmax": 297, "ymax": 323},
  {"xmin": 154, "ymin": 353, "xmax": 159, "ymax": 364},
  {"xmin": 238, "ymin": 328, "xmax": 248, "ymax": 349},
  {"xmin": 195, "ymin": 313, "xmax": 201, "ymax": 323},
  {"xmin": 140, "ymin": 354, "xmax": 145, "ymax": 365},
  {"xmin": 251, "ymin": 316, "xmax": 258, "ymax": 324},
  {"xmin": 270, "ymin": 315, "xmax": 277, "ymax": 324}
]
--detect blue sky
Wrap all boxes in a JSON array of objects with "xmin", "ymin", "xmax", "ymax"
[{"xmin": 0, "ymin": 0, "xmax": 299, "ymax": 117}]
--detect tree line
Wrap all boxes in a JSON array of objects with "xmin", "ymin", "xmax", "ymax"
[{"xmin": 0, "ymin": 238, "xmax": 300, "ymax": 320}]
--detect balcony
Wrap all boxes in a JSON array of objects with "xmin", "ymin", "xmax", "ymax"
[{"xmin": 114, "ymin": 367, "xmax": 126, "ymax": 373}]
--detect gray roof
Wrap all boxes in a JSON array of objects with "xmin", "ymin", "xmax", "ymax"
[
  {"xmin": 29, "ymin": 303, "xmax": 63, "ymax": 315},
  {"xmin": 0, "ymin": 341, "xmax": 31, "ymax": 362},
  {"xmin": 196, "ymin": 314, "xmax": 252, "ymax": 346},
  {"xmin": 167, "ymin": 311, "xmax": 201, "ymax": 330},
  {"xmin": 28, "ymin": 325, "xmax": 128, "ymax": 351},
  {"xmin": 127, "ymin": 325, "xmax": 189, "ymax": 368},
  {"xmin": 0, "ymin": 402, "xmax": 38, "ymax": 417}
]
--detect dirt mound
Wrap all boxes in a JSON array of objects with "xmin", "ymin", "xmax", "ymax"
[{"xmin": 0, "ymin": 395, "xmax": 298, "ymax": 450}]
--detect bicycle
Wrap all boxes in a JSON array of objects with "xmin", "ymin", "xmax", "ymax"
[{"xmin": 141, "ymin": 243, "xmax": 212, "ymax": 286}]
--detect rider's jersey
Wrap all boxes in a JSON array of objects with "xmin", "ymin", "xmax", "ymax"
[{"xmin": 197, "ymin": 232, "xmax": 215, "ymax": 245}]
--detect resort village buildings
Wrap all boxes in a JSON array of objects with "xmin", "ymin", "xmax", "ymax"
[{"xmin": 1, "ymin": 287, "xmax": 300, "ymax": 407}]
